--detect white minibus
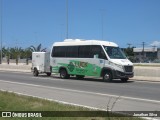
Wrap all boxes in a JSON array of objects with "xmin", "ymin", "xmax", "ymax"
[{"xmin": 50, "ymin": 39, "xmax": 134, "ymax": 82}]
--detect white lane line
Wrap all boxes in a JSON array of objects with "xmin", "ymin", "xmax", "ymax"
[
  {"xmin": 31, "ymin": 77, "xmax": 65, "ymax": 81},
  {"xmin": 0, "ymin": 79, "xmax": 160, "ymax": 104},
  {"xmin": 0, "ymin": 89, "xmax": 107, "ymax": 111}
]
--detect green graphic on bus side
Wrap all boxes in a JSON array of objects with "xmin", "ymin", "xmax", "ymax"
[
  {"xmin": 52, "ymin": 66, "xmax": 59, "ymax": 73},
  {"xmin": 54, "ymin": 60, "xmax": 101, "ymax": 77},
  {"xmin": 67, "ymin": 62, "xmax": 75, "ymax": 72}
]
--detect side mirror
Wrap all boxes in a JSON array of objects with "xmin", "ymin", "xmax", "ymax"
[{"xmin": 94, "ymin": 54, "xmax": 98, "ymax": 58}]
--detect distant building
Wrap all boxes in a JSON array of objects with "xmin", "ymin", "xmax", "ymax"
[{"xmin": 133, "ymin": 47, "xmax": 160, "ymax": 62}]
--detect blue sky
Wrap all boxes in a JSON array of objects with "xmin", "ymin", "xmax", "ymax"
[{"xmin": 1, "ymin": 0, "xmax": 160, "ymax": 49}]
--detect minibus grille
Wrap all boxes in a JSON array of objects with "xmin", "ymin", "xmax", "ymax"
[{"xmin": 124, "ymin": 66, "xmax": 133, "ymax": 72}]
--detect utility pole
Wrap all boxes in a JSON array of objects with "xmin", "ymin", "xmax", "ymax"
[
  {"xmin": 152, "ymin": 45, "xmax": 157, "ymax": 61},
  {"xmin": 0, "ymin": 0, "xmax": 3, "ymax": 64},
  {"xmin": 142, "ymin": 42, "xmax": 146, "ymax": 62},
  {"xmin": 66, "ymin": 0, "xmax": 68, "ymax": 39},
  {"xmin": 142, "ymin": 42, "xmax": 145, "ymax": 54},
  {"xmin": 152, "ymin": 45, "xmax": 157, "ymax": 52}
]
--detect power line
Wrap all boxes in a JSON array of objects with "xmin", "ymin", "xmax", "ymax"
[
  {"xmin": 151, "ymin": 45, "xmax": 157, "ymax": 52},
  {"xmin": 152, "ymin": 45, "xmax": 157, "ymax": 48}
]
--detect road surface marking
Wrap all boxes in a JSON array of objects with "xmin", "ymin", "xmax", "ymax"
[
  {"xmin": 1, "ymin": 70, "xmax": 160, "ymax": 84},
  {"xmin": 0, "ymin": 79, "xmax": 160, "ymax": 104},
  {"xmin": 0, "ymin": 88, "xmax": 107, "ymax": 111},
  {"xmin": 31, "ymin": 77, "xmax": 65, "ymax": 81}
]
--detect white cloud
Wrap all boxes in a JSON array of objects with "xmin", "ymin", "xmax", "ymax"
[{"xmin": 150, "ymin": 41, "xmax": 160, "ymax": 47}]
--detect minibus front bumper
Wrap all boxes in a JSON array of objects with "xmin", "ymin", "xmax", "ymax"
[{"xmin": 113, "ymin": 70, "xmax": 134, "ymax": 79}]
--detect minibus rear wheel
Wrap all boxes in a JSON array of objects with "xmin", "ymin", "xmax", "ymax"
[{"xmin": 60, "ymin": 69, "xmax": 70, "ymax": 79}]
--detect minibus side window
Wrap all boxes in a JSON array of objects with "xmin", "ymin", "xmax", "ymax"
[
  {"xmin": 91, "ymin": 46, "xmax": 107, "ymax": 60},
  {"xmin": 52, "ymin": 46, "xmax": 66, "ymax": 57},
  {"xmin": 66, "ymin": 46, "xmax": 78, "ymax": 57},
  {"xmin": 79, "ymin": 46, "xmax": 91, "ymax": 58}
]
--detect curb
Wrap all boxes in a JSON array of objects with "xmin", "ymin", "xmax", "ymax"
[{"xmin": 131, "ymin": 76, "xmax": 160, "ymax": 82}]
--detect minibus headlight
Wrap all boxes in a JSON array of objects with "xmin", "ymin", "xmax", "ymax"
[
  {"xmin": 109, "ymin": 62, "xmax": 123, "ymax": 69},
  {"xmin": 115, "ymin": 63, "xmax": 123, "ymax": 69}
]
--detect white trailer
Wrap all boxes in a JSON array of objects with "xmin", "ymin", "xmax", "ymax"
[{"xmin": 31, "ymin": 52, "xmax": 51, "ymax": 76}]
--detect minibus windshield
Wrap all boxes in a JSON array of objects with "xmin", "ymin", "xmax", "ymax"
[{"xmin": 103, "ymin": 46, "xmax": 126, "ymax": 59}]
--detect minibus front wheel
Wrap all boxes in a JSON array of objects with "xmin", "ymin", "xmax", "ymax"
[{"xmin": 103, "ymin": 71, "xmax": 113, "ymax": 82}]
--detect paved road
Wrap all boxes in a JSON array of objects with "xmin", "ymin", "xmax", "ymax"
[
  {"xmin": 1, "ymin": 64, "xmax": 160, "ymax": 81},
  {"xmin": 0, "ymin": 71, "xmax": 160, "ymax": 113}
]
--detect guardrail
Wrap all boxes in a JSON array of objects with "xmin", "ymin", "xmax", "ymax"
[{"xmin": 134, "ymin": 63, "xmax": 160, "ymax": 66}]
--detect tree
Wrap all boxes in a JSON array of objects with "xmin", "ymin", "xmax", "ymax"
[
  {"xmin": 29, "ymin": 44, "xmax": 46, "ymax": 52},
  {"xmin": 1, "ymin": 44, "xmax": 46, "ymax": 65},
  {"xmin": 10, "ymin": 47, "xmax": 22, "ymax": 65},
  {"xmin": 124, "ymin": 47, "xmax": 134, "ymax": 56},
  {"xmin": 124, "ymin": 47, "xmax": 135, "ymax": 62},
  {"xmin": 23, "ymin": 48, "xmax": 32, "ymax": 65},
  {"xmin": 2, "ymin": 47, "xmax": 10, "ymax": 64}
]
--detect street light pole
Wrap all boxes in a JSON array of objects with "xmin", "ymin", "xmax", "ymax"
[
  {"xmin": 100, "ymin": 9, "xmax": 105, "ymax": 40},
  {"xmin": 66, "ymin": 0, "xmax": 68, "ymax": 39},
  {"xmin": 0, "ymin": 0, "xmax": 3, "ymax": 64},
  {"xmin": 101, "ymin": 11, "xmax": 104, "ymax": 40}
]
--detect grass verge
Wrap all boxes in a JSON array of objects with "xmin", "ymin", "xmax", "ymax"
[{"xmin": 0, "ymin": 91, "xmax": 143, "ymax": 120}]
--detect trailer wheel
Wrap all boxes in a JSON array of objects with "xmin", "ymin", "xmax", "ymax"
[
  {"xmin": 76, "ymin": 75, "xmax": 85, "ymax": 79},
  {"xmin": 60, "ymin": 69, "xmax": 70, "ymax": 79},
  {"xmin": 103, "ymin": 71, "xmax": 112, "ymax": 82},
  {"xmin": 121, "ymin": 78, "xmax": 129, "ymax": 82},
  {"xmin": 46, "ymin": 72, "xmax": 51, "ymax": 76},
  {"xmin": 33, "ymin": 68, "xmax": 39, "ymax": 77}
]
